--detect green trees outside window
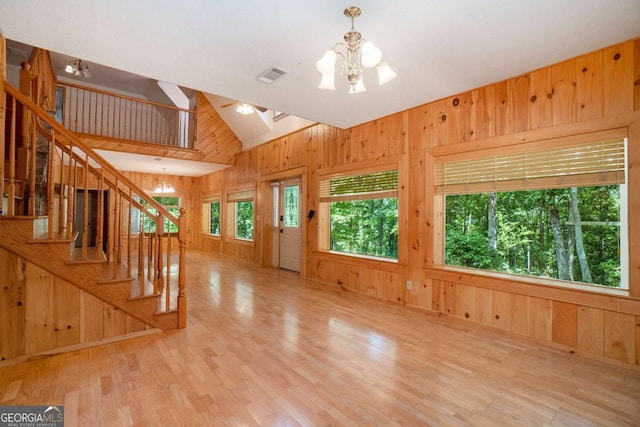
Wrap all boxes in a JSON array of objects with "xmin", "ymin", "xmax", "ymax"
[
  {"xmin": 445, "ymin": 186, "xmax": 623, "ymax": 287},
  {"xmin": 235, "ymin": 201, "xmax": 253, "ymax": 240},
  {"xmin": 202, "ymin": 200, "xmax": 220, "ymax": 236},
  {"xmin": 141, "ymin": 196, "xmax": 180, "ymax": 233}
]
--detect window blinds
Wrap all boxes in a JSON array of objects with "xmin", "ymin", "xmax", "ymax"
[
  {"xmin": 435, "ymin": 138, "xmax": 626, "ymax": 195},
  {"xmin": 227, "ymin": 189, "xmax": 254, "ymax": 203},
  {"xmin": 320, "ymin": 170, "xmax": 398, "ymax": 202}
]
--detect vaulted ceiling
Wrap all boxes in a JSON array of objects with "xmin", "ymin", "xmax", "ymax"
[{"xmin": 1, "ymin": 1, "xmax": 639, "ymax": 171}]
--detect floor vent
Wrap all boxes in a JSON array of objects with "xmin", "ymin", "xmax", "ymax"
[{"xmin": 256, "ymin": 66, "xmax": 287, "ymax": 84}]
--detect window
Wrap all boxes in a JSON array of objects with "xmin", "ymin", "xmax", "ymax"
[
  {"xmin": 320, "ymin": 169, "xmax": 398, "ymax": 259},
  {"xmin": 437, "ymin": 138, "xmax": 628, "ymax": 289},
  {"xmin": 227, "ymin": 188, "xmax": 254, "ymax": 240},
  {"xmin": 143, "ymin": 196, "xmax": 180, "ymax": 233},
  {"xmin": 141, "ymin": 196, "xmax": 180, "ymax": 233},
  {"xmin": 202, "ymin": 196, "xmax": 221, "ymax": 236}
]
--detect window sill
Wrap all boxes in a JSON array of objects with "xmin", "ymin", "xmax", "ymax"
[
  {"xmin": 225, "ymin": 237, "xmax": 255, "ymax": 247},
  {"xmin": 314, "ymin": 250, "xmax": 403, "ymax": 272},
  {"xmin": 435, "ymin": 265, "xmax": 629, "ymax": 296},
  {"xmin": 202, "ymin": 234, "xmax": 221, "ymax": 240}
]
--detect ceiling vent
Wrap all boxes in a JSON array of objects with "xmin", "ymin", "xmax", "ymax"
[{"xmin": 256, "ymin": 66, "xmax": 287, "ymax": 84}]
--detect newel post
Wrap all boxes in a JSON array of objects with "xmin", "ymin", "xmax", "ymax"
[{"xmin": 177, "ymin": 207, "xmax": 187, "ymax": 328}]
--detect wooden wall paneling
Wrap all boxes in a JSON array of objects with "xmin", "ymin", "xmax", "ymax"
[
  {"xmin": 0, "ymin": 248, "xmax": 26, "ymax": 360},
  {"xmin": 509, "ymin": 294, "xmax": 530, "ymax": 336},
  {"xmin": 635, "ymin": 39, "xmax": 640, "ymax": 110},
  {"xmin": 475, "ymin": 85, "xmax": 495, "ymax": 140},
  {"xmin": 377, "ymin": 113, "xmax": 405, "ymax": 158},
  {"xmin": 444, "ymin": 282, "xmax": 456, "ymax": 316},
  {"xmin": 603, "ymin": 41, "xmax": 634, "ymax": 116},
  {"xmin": 551, "ymin": 59, "xmax": 577, "ymax": 126},
  {"xmin": 474, "ymin": 287, "xmax": 493, "ymax": 326},
  {"xmin": 24, "ymin": 262, "xmax": 54, "ymax": 354},
  {"xmin": 405, "ymin": 107, "xmax": 428, "ymax": 308},
  {"xmin": 491, "ymin": 290, "xmax": 511, "ymax": 331},
  {"xmin": 104, "ymin": 305, "xmax": 127, "ymax": 338},
  {"xmin": 576, "ymin": 50, "xmax": 604, "ymax": 122},
  {"xmin": 636, "ymin": 316, "xmax": 640, "ymax": 365},
  {"xmin": 507, "ymin": 73, "xmax": 530, "ymax": 133},
  {"xmin": 125, "ymin": 313, "xmax": 146, "ymax": 333},
  {"xmin": 453, "ymin": 283, "xmax": 475, "ymax": 321},
  {"xmin": 551, "ymin": 301, "xmax": 578, "ymax": 348},
  {"xmin": 385, "ymin": 271, "xmax": 405, "ymax": 304},
  {"xmin": 431, "ymin": 280, "xmax": 445, "ymax": 313},
  {"xmin": 429, "ymin": 99, "xmax": 448, "ymax": 147},
  {"xmin": 364, "ymin": 267, "xmax": 384, "ymax": 299},
  {"xmin": 80, "ymin": 291, "xmax": 104, "ymax": 343},
  {"xmin": 603, "ymin": 310, "xmax": 636, "ymax": 364},
  {"xmin": 529, "ymin": 297, "xmax": 552, "ymax": 342},
  {"xmin": 445, "ymin": 95, "xmax": 463, "ymax": 144},
  {"xmin": 460, "ymin": 90, "xmax": 478, "ymax": 143},
  {"xmin": 576, "ymin": 305, "xmax": 604, "ymax": 356},
  {"xmin": 493, "ymin": 81, "xmax": 509, "ymax": 137},
  {"xmin": 53, "ymin": 277, "xmax": 80, "ymax": 348},
  {"xmin": 529, "ymin": 67, "xmax": 553, "ymax": 130},
  {"xmin": 358, "ymin": 121, "xmax": 377, "ymax": 162}
]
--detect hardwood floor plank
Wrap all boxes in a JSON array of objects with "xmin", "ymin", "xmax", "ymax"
[{"xmin": 1, "ymin": 250, "xmax": 639, "ymax": 425}]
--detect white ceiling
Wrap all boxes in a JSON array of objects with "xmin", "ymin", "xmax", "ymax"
[{"xmin": 1, "ymin": 1, "xmax": 639, "ymax": 135}]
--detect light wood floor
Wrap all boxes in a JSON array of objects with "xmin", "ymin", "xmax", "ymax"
[{"xmin": 1, "ymin": 250, "xmax": 639, "ymax": 426}]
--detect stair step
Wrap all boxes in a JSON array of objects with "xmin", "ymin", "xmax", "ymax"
[
  {"xmin": 29, "ymin": 231, "xmax": 76, "ymax": 243},
  {"xmin": 66, "ymin": 246, "xmax": 107, "ymax": 264}
]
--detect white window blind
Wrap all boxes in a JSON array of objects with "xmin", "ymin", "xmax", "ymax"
[
  {"xmin": 435, "ymin": 138, "xmax": 626, "ymax": 194},
  {"xmin": 320, "ymin": 170, "xmax": 398, "ymax": 202},
  {"xmin": 227, "ymin": 189, "xmax": 254, "ymax": 203}
]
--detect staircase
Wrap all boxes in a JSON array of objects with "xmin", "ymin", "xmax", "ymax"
[{"xmin": 1, "ymin": 81, "xmax": 187, "ymax": 343}]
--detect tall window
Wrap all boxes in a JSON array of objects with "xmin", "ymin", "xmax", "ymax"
[
  {"xmin": 141, "ymin": 196, "xmax": 180, "ymax": 233},
  {"xmin": 320, "ymin": 169, "xmax": 398, "ymax": 259},
  {"xmin": 202, "ymin": 196, "xmax": 221, "ymax": 236},
  {"xmin": 227, "ymin": 188, "xmax": 254, "ymax": 240},
  {"xmin": 437, "ymin": 138, "xmax": 628, "ymax": 289}
]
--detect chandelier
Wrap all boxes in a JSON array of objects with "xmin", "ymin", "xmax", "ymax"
[
  {"xmin": 65, "ymin": 59, "xmax": 91, "ymax": 78},
  {"xmin": 155, "ymin": 169, "xmax": 175, "ymax": 193},
  {"xmin": 316, "ymin": 6, "xmax": 396, "ymax": 94}
]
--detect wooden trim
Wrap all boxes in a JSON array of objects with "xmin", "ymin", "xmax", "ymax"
[
  {"xmin": 425, "ymin": 267, "xmax": 640, "ymax": 315},
  {"xmin": 628, "ymin": 119, "xmax": 640, "ymax": 297}
]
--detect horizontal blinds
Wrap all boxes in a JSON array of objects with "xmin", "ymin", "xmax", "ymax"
[
  {"xmin": 320, "ymin": 170, "xmax": 398, "ymax": 202},
  {"xmin": 227, "ymin": 189, "xmax": 254, "ymax": 203},
  {"xmin": 203, "ymin": 195, "xmax": 220, "ymax": 203},
  {"xmin": 435, "ymin": 138, "xmax": 625, "ymax": 194}
]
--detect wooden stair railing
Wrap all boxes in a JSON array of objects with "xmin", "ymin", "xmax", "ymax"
[{"xmin": 2, "ymin": 80, "xmax": 187, "ymax": 328}]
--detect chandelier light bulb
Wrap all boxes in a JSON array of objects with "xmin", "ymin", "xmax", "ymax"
[
  {"xmin": 316, "ymin": 50, "xmax": 337, "ymax": 75},
  {"xmin": 349, "ymin": 78, "xmax": 366, "ymax": 94},
  {"xmin": 376, "ymin": 61, "xmax": 397, "ymax": 85},
  {"xmin": 360, "ymin": 41, "xmax": 382, "ymax": 68},
  {"xmin": 318, "ymin": 73, "xmax": 336, "ymax": 90},
  {"xmin": 236, "ymin": 103, "xmax": 254, "ymax": 115}
]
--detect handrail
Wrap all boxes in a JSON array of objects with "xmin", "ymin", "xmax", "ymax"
[
  {"xmin": 57, "ymin": 81, "xmax": 195, "ymax": 149},
  {"xmin": 60, "ymin": 81, "xmax": 194, "ymax": 113},
  {"xmin": 5, "ymin": 81, "xmax": 178, "ymax": 224}
]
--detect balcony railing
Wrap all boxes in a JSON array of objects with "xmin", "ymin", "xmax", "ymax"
[{"xmin": 57, "ymin": 81, "xmax": 195, "ymax": 149}]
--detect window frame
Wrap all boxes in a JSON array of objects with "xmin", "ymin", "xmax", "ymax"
[
  {"xmin": 225, "ymin": 186, "xmax": 255, "ymax": 242},
  {"xmin": 317, "ymin": 160, "xmax": 401, "ymax": 263},
  {"xmin": 434, "ymin": 131, "xmax": 629, "ymax": 293},
  {"xmin": 202, "ymin": 193, "xmax": 221, "ymax": 237}
]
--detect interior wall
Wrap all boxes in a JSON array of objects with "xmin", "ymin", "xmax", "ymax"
[{"xmin": 195, "ymin": 38, "xmax": 640, "ymax": 365}]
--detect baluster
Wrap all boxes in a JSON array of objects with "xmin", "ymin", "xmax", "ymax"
[
  {"xmin": 165, "ymin": 228, "xmax": 171, "ymax": 311},
  {"xmin": 47, "ymin": 129, "xmax": 55, "ymax": 237},
  {"xmin": 178, "ymin": 207, "xmax": 187, "ymax": 328},
  {"xmin": 66, "ymin": 143, "xmax": 74, "ymax": 239},
  {"xmin": 115, "ymin": 180, "xmax": 121, "ymax": 266},
  {"xmin": 127, "ymin": 188, "xmax": 132, "ymax": 277},
  {"xmin": 147, "ymin": 224, "xmax": 154, "ymax": 282},
  {"xmin": 138, "ymin": 208, "xmax": 145, "ymax": 297},
  {"xmin": 7, "ymin": 96, "xmax": 16, "ymax": 216},
  {"xmin": 96, "ymin": 170, "xmax": 104, "ymax": 252},
  {"xmin": 55, "ymin": 130, "xmax": 63, "ymax": 224},
  {"xmin": 82, "ymin": 153, "xmax": 89, "ymax": 258},
  {"xmin": 29, "ymin": 115, "xmax": 37, "ymax": 216},
  {"xmin": 73, "ymin": 86, "xmax": 79, "ymax": 133},
  {"xmin": 155, "ymin": 213, "xmax": 164, "ymax": 295}
]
